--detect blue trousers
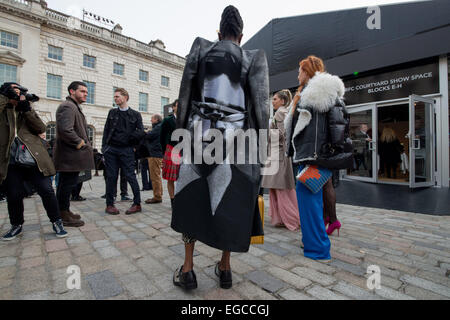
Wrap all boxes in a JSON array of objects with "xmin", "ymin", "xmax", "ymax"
[{"xmin": 296, "ymin": 167, "xmax": 331, "ymax": 260}]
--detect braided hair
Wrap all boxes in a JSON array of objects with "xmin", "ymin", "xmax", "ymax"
[{"xmin": 220, "ymin": 5, "xmax": 244, "ymax": 39}]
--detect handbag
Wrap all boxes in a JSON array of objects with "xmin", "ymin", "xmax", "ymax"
[
  {"xmin": 315, "ymin": 139, "xmax": 354, "ymax": 170},
  {"xmin": 297, "ymin": 165, "xmax": 332, "ymax": 194},
  {"xmin": 251, "ymin": 195, "xmax": 265, "ymax": 245},
  {"xmin": 11, "ymin": 138, "xmax": 37, "ymax": 167}
]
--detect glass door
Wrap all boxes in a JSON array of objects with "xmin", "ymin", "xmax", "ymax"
[
  {"xmin": 408, "ymin": 95, "xmax": 435, "ymax": 188},
  {"xmin": 345, "ymin": 104, "xmax": 378, "ymax": 183}
]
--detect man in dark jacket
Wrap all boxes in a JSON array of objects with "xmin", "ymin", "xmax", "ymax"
[
  {"xmin": 54, "ymin": 81, "xmax": 94, "ymax": 227},
  {"xmin": 102, "ymin": 88, "xmax": 144, "ymax": 215},
  {"xmin": 144, "ymin": 114, "xmax": 163, "ymax": 204}
]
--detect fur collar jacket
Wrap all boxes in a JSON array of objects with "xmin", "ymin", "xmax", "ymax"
[{"xmin": 284, "ymin": 72, "xmax": 346, "ymax": 164}]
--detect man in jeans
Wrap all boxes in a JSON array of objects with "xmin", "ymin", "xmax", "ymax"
[
  {"xmin": 54, "ymin": 81, "xmax": 94, "ymax": 228},
  {"xmin": 103, "ymin": 88, "xmax": 144, "ymax": 215}
]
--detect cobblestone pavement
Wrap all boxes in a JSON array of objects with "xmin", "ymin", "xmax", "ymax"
[{"xmin": 1, "ymin": 176, "xmax": 449, "ymax": 300}]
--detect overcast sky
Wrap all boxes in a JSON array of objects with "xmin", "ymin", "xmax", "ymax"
[{"xmin": 46, "ymin": 0, "xmax": 421, "ymax": 57}]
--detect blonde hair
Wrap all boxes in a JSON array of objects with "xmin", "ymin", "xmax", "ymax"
[
  {"xmin": 275, "ymin": 89, "xmax": 293, "ymax": 107},
  {"xmin": 114, "ymin": 88, "xmax": 129, "ymax": 101},
  {"xmin": 381, "ymin": 127, "xmax": 397, "ymax": 143}
]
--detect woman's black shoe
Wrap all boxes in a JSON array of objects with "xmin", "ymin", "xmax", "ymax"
[
  {"xmin": 173, "ymin": 266, "xmax": 198, "ymax": 290},
  {"xmin": 215, "ymin": 263, "xmax": 232, "ymax": 289}
]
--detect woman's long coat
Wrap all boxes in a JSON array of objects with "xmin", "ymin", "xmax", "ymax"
[
  {"xmin": 261, "ymin": 106, "xmax": 295, "ymax": 190},
  {"xmin": 171, "ymin": 37, "xmax": 270, "ymax": 253}
]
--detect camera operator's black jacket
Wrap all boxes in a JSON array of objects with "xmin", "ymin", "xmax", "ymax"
[{"xmin": 102, "ymin": 107, "xmax": 145, "ymax": 151}]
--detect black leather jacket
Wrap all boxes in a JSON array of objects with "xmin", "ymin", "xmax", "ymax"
[
  {"xmin": 285, "ymin": 72, "xmax": 347, "ymax": 165},
  {"xmin": 102, "ymin": 107, "xmax": 144, "ymax": 150}
]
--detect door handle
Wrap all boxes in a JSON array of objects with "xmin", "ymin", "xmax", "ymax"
[
  {"xmin": 412, "ymin": 139, "xmax": 421, "ymax": 150},
  {"xmin": 369, "ymin": 141, "xmax": 376, "ymax": 151}
]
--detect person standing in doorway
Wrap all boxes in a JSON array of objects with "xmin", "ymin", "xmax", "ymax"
[
  {"xmin": 102, "ymin": 88, "xmax": 144, "ymax": 215},
  {"xmin": 54, "ymin": 81, "xmax": 94, "ymax": 228}
]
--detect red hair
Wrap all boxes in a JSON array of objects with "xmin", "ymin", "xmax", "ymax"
[{"xmin": 299, "ymin": 56, "xmax": 325, "ymax": 79}]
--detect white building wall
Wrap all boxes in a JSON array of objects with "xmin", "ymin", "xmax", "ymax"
[{"xmin": 0, "ymin": 0, "xmax": 185, "ymax": 150}]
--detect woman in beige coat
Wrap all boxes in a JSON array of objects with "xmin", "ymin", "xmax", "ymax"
[{"xmin": 262, "ymin": 90, "xmax": 300, "ymax": 231}]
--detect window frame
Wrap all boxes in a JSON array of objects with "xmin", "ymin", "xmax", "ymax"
[
  {"xmin": 83, "ymin": 54, "xmax": 96, "ymax": 69},
  {"xmin": 84, "ymin": 81, "xmax": 96, "ymax": 105},
  {"xmin": 139, "ymin": 69, "xmax": 149, "ymax": 82},
  {"xmin": 0, "ymin": 63, "xmax": 18, "ymax": 84},
  {"xmin": 48, "ymin": 45, "xmax": 63, "ymax": 61},
  {"xmin": 113, "ymin": 62, "xmax": 125, "ymax": 76},
  {"xmin": 0, "ymin": 30, "xmax": 19, "ymax": 49},
  {"xmin": 161, "ymin": 76, "xmax": 170, "ymax": 88},
  {"xmin": 46, "ymin": 73, "xmax": 63, "ymax": 100},
  {"xmin": 139, "ymin": 92, "xmax": 149, "ymax": 112}
]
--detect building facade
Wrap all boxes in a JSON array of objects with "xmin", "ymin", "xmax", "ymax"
[{"xmin": 0, "ymin": 0, "xmax": 185, "ymax": 149}]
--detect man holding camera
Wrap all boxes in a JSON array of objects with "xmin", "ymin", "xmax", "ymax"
[
  {"xmin": 0, "ymin": 82, "xmax": 67, "ymax": 240},
  {"xmin": 102, "ymin": 88, "xmax": 144, "ymax": 215},
  {"xmin": 54, "ymin": 81, "xmax": 95, "ymax": 227}
]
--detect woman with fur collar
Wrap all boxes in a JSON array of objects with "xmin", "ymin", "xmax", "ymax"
[{"xmin": 285, "ymin": 56, "xmax": 346, "ymax": 262}]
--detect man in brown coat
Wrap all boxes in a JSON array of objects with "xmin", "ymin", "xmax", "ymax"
[{"xmin": 54, "ymin": 81, "xmax": 94, "ymax": 227}]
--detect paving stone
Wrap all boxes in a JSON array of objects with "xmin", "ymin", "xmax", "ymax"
[
  {"xmin": 71, "ymin": 243, "xmax": 94, "ymax": 257},
  {"xmin": 404, "ymin": 285, "xmax": 449, "ymax": 300},
  {"xmin": 20, "ymin": 290, "xmax": 55, "ymax": 300},
  {"xmin": 115, "ymin": 239, "xmax": 137, "ymax": 249},
  {"xmin": 23, "ymin": 224, "xmax": 41, "ymax": 232},
  {"xmin": 291, "ymin": 267, "xmax": 337, "ymax": 286},
  {"xmin": 136, "ymin": 256, "xmax": 167, "ymax": 277},
  {"xmin": 66, "ymin": 236, "xmax": 88, "ymax": 246},
  {"xmin": 245, "ymin": 270, "xmax": 286, "ymax": 293},
  {"xmin": 399, "ymin": 275, "xmax": 450, "ymax": 298},
  {"xmin": 119, "ymin": 272, "xmax": 158, "ymax": 298},
  {"xmin": 267, "ymin": 267, "xmax": 312, "ymax": 290},
  {"xmin": 168, "ymin": 244, "xmax": 200, "ymax": 257},
  {"xmin": 17, "ymin": 266, "xmax": 50, "ymax": 294},
  {"xmin": 45, "ymin": 239, "xmax": 69, "ymax": 253},
  {"xmin": 278, "ymin": 288, "xmax": 315, "ymax": 300},
  {"xmin": 92, "ymin": 240, "xmax": 112, "ymax": 249},
  {"xmin": 234, "ymin": 281, "xmax": 278, "ymax": 300},
  {"xmin": 306, "ymin": 285, "xmax": 350, "ymax": 300},
  {"xmin": 86, "ymin": 270, "xmax": 123, "ymax": 300},
  {"xmin": 20, "ymin": 256, "xmax": 46, "ymax": 269},
  {"xmin": 332, "ymin": 281, "xmax": 382, "ymax": 300},
  {"xmin": 128, "ymin": 231, "xmax": 148, "ymax": 241},
  {"xmin": 258, "ymin": 243, "xmax": 290, "ymax": 257},
  {"xmin": 0, "ymin": 256, "xmax": 17, "ymax": 267},
  {"xmin": 106, "ymin": 256, "xmax": 138, "ymax": 276},
  {"xmin": 330, "ymin": 260, "xmax": 366, "ymax": 276},
  {"xmin": 349, "ymin": 239, "xmax": 379, "ymax": 250},
  {"xmin": 375, "ymin": 286, "xmax": 415, "ymax": 300},
  {"xmin": 96, "ymin": 246, "xmax": 122, "ymax": 259}
]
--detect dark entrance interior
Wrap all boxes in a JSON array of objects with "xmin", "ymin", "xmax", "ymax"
[{"xmin": 377, "ymin": 104, "xmax": 410, "ymax": 184}]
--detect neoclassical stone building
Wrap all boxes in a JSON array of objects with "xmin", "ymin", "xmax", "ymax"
[{"xmin": 0, "ymin": 0, "xmax": 185, "ymax": 149}]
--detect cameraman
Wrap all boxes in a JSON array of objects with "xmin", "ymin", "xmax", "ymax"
[{"xmin": 0, "ymin": 82, "xmax": 68, "ymax": 240}]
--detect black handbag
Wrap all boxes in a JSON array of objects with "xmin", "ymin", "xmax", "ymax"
[
  {"xmin": 315, "ymin": 139, "xmax": 354, "ymax": 170},
  {"xmin": 10, "ymin": 138, "xmax": 37, "ymax": 167}
]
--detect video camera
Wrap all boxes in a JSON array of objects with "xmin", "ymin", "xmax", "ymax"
[{"xmin": 15, "ymin": 85, "xmax": 40, "ymax": 103}]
